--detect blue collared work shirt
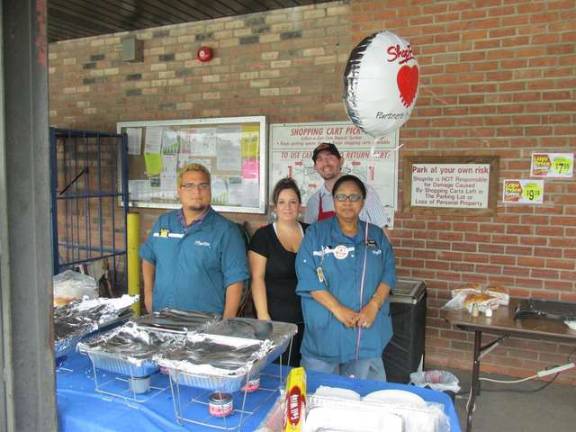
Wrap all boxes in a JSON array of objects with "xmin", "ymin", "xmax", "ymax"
[
  {"xmin": 140, "ymin": 207, "xmax": 249, "ymax": 313},
  {"xmin": 296, "ymin": 217, "xmax": 396, "ymax": 363}
]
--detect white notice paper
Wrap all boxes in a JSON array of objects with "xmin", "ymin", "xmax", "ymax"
[
  {"xmin": 126, "ymin": 128, "xmax": 142, "ymax": 155},
  {"xmin": 144, "ymin": 127, "xmax": 163, "ymax": 153},
  {"xmin": 411, "ymin": 164, "xmax": 491, "ymax": 209}
]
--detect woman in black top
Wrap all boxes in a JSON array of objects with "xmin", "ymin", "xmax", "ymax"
[{"xmin": 249, "ymin": 178, "xmax": 308, "ymax": 366}]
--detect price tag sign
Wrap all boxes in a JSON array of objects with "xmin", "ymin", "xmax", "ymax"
[
  {"xmin": 503, "ymin": 179, "xmax": 544, "ymax": 204},
  {"xmin": 530, "ymin": 153, "xmax": 573, "ymax": 178}
]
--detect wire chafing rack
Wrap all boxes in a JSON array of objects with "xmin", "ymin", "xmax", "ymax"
[
  {"xmin": 162, "ymin": 319, "xmax": 297, "ymax": 430},
  {"xmin": 166, "ymin": 336, "xmax": 293, "ymax": 431},
  {"xmin": 78, "ymin": 322, "xmax": 183, "ymax": 403},
  {"xmin": 78, "ymin": 314, "xmax": 297, "ymax": 429}
]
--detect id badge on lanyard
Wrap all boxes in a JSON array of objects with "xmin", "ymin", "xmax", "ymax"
[{"xmin": 316, "ymin": 247, "xmax": 328, "ymax": 287}]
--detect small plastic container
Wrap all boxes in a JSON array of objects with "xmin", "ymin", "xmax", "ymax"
[
  {"xmin": 208, "ymin": 392, "xmax": 233, "ymax": 417},
  {"xmin": 471, "ymin": 304, "xmax": 479, "ymax": 317},
  {"xmin": 128, "ymin": 376, "xmax": 151, "ymax": 394}
]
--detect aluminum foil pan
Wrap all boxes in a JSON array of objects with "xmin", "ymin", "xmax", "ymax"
[
  {"xmin": 84, "ymin": 352, "xmax": 159, "ymax": 378},
  {"xmin": 205, "ymin": 317, "xmax": 297, "ymax": 345},
  {"xmin": 157, "ymin": 334, "xmax": 270, "ymax": 375},
  {"xmin": 204, "ymin": 318, "xmax": 298, "ymax": 368},
  {"xmin": 157, "ymin": 334, "xmax": 272, "ymax": 391},
  {"xmin": 78, "ymin": 322, "xmax": 185, "ymax": 377},
  {"xmin": 55, "ymin": 334, "xmax": 86, "ymax": 359},
  {"xmin": 135, "ymin": 308, "xmax": 219, "ymax": 333},
  {"xmin": 54, "ymin": 304, "xmax": 98, "ymax": 358},
  {"xmin": 166, "ymin": 341, "xmax": 284, "ymax": 393},
  {"xmin": 168, "ymin": 369, "xmax": 250, "ymax": 394},
  {"xmin": 54, "ymin": 295, "xmax": 138, "ymax": 358}
]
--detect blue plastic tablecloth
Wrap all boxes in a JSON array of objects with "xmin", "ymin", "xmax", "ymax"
[{"xmin": 57, "ymin": 352, "xmax": 460, "ymax": 431}]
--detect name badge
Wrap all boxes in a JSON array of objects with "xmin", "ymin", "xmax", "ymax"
[
  {"xmin": 316, "ymin": 266, "xmax": 325, "ymax": 283},
  {"xmin": 334, "ymin": 245, "xmax": 349, "ymax": 260}
]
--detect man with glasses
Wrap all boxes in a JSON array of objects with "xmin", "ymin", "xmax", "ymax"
[
  {"xmin": 140, "ymin": 163, "xmax": 248, "ymax": 317},
  {"xmin": 304, "ymin": 142, "xmax": 388, "ymax": 228}
]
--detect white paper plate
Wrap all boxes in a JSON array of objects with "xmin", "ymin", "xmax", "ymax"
[
  {"xmin": 313, "ymin": 386, "xmax": 361, "ymax": 401},
  {"xmin": 565, "ymin": 320, "xmax": 576, "ymax": 330},
  {"xmin": 304, "ymin": 406, "xmax": 403, "ymax": 432},
  {"xmin": 362, "ymin": 389, "xmax": 426, "ymax": 408}
]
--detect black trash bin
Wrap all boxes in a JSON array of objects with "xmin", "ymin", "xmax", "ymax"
[{"xmin": 382, "ymin": 278, "xmax": 427, "ymax": 383}]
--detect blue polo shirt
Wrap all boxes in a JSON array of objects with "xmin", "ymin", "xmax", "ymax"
[
  {"xmin": 140, "ymin": 207, "xmax": 249, "ymax": 313},
  {"xmin": 296, "ymin": 217, "xmax": 396, "ymax": 363}
]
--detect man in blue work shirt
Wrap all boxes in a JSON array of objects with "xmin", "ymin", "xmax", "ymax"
[{"xmin": 140, "ymin": 163, "xmax": 248, "ymax": 317}]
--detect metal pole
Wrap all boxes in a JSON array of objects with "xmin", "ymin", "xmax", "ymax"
[
  {"xmin": 49, "ymin": 128, "xmax": 59, "ymax": 274},
  {"xmin": 0, "ymin": 0, "xmax": 57, "ymax": 431}
]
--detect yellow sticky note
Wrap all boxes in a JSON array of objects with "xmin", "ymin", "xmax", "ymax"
[
  {"xmin": 241, "ymin": 124, "xmax": 260, "ymax": 158},
  {"xmin": 144, "ymin": 153, "xmax": 163, "ymax": 176}
]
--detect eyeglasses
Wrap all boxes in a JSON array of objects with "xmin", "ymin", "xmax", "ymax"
[
  {"xmin": 334, "ymin": 193, "xmax": 363, "ymax": 202},
  {"xmin": 181, "ymin": 182, "xmax": 210, "ymax": 191}
]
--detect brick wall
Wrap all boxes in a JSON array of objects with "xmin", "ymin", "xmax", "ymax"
[{"xmin": 48, "ymin": 0, "xmax": 576, "ymax": 383}]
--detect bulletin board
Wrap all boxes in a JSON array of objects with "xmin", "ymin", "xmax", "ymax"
[{"xmin": 117, "ymin": 116, "xmax": 267, "ymax": 214}]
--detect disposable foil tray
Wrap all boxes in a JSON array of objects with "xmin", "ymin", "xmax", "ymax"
[
  {"xmin": 135, "ymin": 308, "xmax": 220, "ymax": 334},
  {"xmin": 204, "ymin": 318, "xmax": 298, "ymax": 370},
  {"xmin": 168, "ymin": 345, "xmax": 286, "ymax": 394},
  {"xmin": 204, "ymin": 318, "xmax": 297, "ymax": 350},
  {"xmin": 54, "ymin": 316, "xmax": 97, "ymax": 359},
  {"xmin": 55, "ymin": 334, "xmax": 85, "ymax": 359},
  {"xmin": 158, "ymin": 334, "xmax": 272, "ymax": 393},
  {"xmin": 168, "ymin": 368, "xmax": 250, "ymax": 394},
  {"xmin": 163, "ymin": 320, "xmax": 297, "ymax": 392},
  {"xmin": 54, "ymin": 295, "xmax": 138, "ymax": 358},
  {"xmin": 78, "ymin": 322, "xmax": 186, "ymax": 378},
  {"xmin": 84, "ymin": 351, "xmax": 159, "ymax": 378}
]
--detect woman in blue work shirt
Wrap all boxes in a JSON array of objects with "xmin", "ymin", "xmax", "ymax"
[{"xmin": 296, "ymin": 175, "xmax": 396, "ymax": 380}]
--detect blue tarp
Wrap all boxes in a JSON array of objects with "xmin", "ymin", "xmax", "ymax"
[{"xmin": 57, "ymin": 352, "xmax": 460, "ymax": 431}]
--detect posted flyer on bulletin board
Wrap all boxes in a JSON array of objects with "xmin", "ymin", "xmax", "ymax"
[{"xmin": 126, "ymin": 122, "xmax": 262, "ymax": 209}]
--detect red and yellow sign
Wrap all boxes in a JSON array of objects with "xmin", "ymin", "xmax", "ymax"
[
  {"xmin": 530, "ymin": 152, "xmax": 573, "ymax": 178},
  {"xmin": 503, "ymin": 179, "xmax": 544, "ymax": 204}
]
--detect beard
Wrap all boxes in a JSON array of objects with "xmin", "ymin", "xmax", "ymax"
[
  {"xmin": 186, "ymin": 203, "xmax": 208, "ymax": 212},
  {"xmin": 321, "ymin": 171, "xmax": 338, "ymax": 180}
]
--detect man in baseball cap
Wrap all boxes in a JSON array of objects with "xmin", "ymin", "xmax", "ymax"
[
  {"xmin": 304, "ymin": 142, "xmax": 389, "ymax": 228},
  {"xmin": 312, "ymin": 142, "xmax": 341, "ymax": 163}
]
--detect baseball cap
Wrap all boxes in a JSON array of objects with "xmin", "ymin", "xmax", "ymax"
[{"xmin": 312, "ymin": 142, "xmax": 341, "ymax": 162}]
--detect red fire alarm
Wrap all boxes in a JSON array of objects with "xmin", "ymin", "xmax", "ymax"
[{"xmin": 197, "ymin": 46, "xmax": 213, "ymax": 62}]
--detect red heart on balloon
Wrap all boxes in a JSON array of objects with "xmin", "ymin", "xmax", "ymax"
[{"xmin": 397, "ymin": 65, "xmax": 419, "ymax": 108}]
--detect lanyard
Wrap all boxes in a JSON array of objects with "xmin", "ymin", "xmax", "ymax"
[{"xmin": 355, "ymin": 221, "xmax": 369, "ymax": 360}]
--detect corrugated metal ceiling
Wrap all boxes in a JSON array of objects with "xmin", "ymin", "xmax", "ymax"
[{"xmin": 48, "ymin": 0, "xmax": 330, "ymax": 42}]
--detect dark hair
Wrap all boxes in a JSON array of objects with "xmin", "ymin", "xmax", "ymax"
[
  {"xmin": 272, "ymin": 177, "xmax": 302, "ymax": 205},
  {"xmin": 332, "ymin": 175, "xmax": 367, "ymax": 199}
]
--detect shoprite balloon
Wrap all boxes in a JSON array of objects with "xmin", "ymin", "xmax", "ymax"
[{"xmin": 344, "ymin": 31, "xmax": 420, "ymax": 137}]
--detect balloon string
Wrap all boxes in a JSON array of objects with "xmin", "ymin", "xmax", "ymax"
[{"xmin": 372, "ymin": 136, "xmax": 405, "ymax": 153}]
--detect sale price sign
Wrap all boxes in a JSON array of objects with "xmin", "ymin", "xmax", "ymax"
[
  {"xmin": 503, "ymin": 179, "xmax": 544, "ymax": 204},
  {"xmin": 530, "ymin": 152, "xmax": 573, "ymax": 178}
]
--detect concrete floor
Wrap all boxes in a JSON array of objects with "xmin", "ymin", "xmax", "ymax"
[{"xmin": 450, "ymin": 369, "xmax": 576, "ymax": 432}]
